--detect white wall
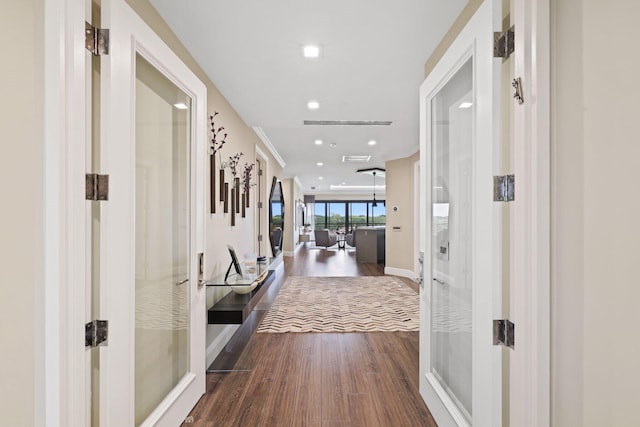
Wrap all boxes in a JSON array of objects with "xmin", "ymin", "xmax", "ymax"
[
  {"xmin": 551, "ymin": 0, "xmax": 640, "ymax": 425},
  {"xmin": 0, "ymin": 3, "xmax": 43, "ymax": 425}
]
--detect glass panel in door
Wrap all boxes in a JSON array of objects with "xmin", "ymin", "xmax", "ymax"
[
  {"xmin": 430, "ymin": 57, "xmax": 473, "ymax": 421},
  {"xmin": 134, "ymin": 54, "xmax": 191, "ymax": 425}
]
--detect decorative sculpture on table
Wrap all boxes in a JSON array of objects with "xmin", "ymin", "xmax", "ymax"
[{"xmin": 209, "ymin": 112, "xmax": 227, "ymax": 214}]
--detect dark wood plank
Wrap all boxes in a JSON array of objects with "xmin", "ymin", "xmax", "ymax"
[{"xmin": 185, "ymin": 243, "xmax": 434, "ymax": 426}]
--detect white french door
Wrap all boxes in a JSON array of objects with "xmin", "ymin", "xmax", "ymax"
[
  {"xmin": 97, "ymin": 1, "xmax": 207, "ymax": 425},
  {"xmin": 418, "ymin": 0, "xmax": 504, "ymax": 426}
]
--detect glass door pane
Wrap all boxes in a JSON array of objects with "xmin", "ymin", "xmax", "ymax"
[
  {"xmin": 134, "ymin": 54, "xmax": 191, "ymax": 425},
  {"xmin": 370, "ymin": 202, "xmax": 386, "ymax": 226},
  {"xmin": 430, "ymin": 57, "xmax": 473, "ymax": 420},
  {"xmin": 314, "ymin": 202, "xmax": 326, "ymax": 229},
  {"xmin": 328, "ymin": 202, "xmax": 346, "ymax": 232},
  {"xmin": 349, "ymin": 202, "xmax": 367, "ymax": 231}
]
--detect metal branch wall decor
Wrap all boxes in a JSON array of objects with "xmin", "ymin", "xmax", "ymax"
[
  {"xmin": 241, "ymin": 162, "xmax": 256, "ymax": 218},
  {"xmin": 222, "ymin": 152, "xmax": 244, "ymax": 226},
  {"xmin": 209, "ymin": 112, "xmax": 227, "ymax": 214},
  {"xmin": 208, "ymin": 111, "xmax": 255, "ymax": 226}
]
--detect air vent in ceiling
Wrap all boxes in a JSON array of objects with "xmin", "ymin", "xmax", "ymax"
[
  {"xmin": 342, "ymin": 155, "xmax": 371, "ymax": 163},
  {"xmin": 303, "ymin": 120, "xmax": 392, "ymax": 126}
]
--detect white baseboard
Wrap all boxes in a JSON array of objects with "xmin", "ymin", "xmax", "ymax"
[
  {"xmin": 284, "ymin": 241, "xmax": 305, "ymax": 257},
  {"xmin": 205, "ymin": 324, "xmax": 240, "ymax": 367},
  {"xmin": 384, "ymin": 266, "xmax": 417, "ymax": 282}
]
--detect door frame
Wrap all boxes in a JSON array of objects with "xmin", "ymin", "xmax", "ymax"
[
  {"xmin": 509, "ymin": 1, "xmax": 551, "ymax": 425},
  {"xmin": 42, "ymin": 0, "xmax": 89, "ymax": 425},
  {"xmin": 255, "ymin": 146, "xmax": 269, "ymax": 258},
  {"xmin": 413, "ymin": 160, "xmax": 420, "ymax": 279},
  {"xmin": 42, "ymin": 0, "xmax": 208, "ymax": 425}
]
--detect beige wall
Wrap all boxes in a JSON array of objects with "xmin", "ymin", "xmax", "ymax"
[
  {"xmin": 552, "ymin": 0, "xmax": 640, "ymax": 425},
  {"xmin": 385, "ymin": 152, "xmax": 420, "ymax": 274},
  {"xmin": 424, "ymin": 0, "xmax": 483, "ymax": 78},
  {"xmin": 0, "ymin": 2, "xmax": 43, "ymax": 425}
]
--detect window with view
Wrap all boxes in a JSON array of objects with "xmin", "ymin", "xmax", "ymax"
[{"xmin": 314, "ymin": 200, "xmax": 386, "ymax": 231}]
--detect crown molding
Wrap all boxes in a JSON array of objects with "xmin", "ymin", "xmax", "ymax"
[{"xmin": 252, "ymin": 127, "xmax": 285, "ymax": 168}]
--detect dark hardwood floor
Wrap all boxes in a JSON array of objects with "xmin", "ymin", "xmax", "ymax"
[{"xmin": 184, "ymin": 243, "xmax": 435, "ymax": 426}]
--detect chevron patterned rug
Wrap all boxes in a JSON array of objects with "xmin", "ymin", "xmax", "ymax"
[{"xmin": 257, "ymin": 276, "xmax": 419, "ymax": 333}]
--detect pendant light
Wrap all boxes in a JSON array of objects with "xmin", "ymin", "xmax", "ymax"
[
  {"xmin": 356, "ymin": 167, "xmax": 385, "ymax": 208},
  {"xmin": 372, "ymin": 171, "xmax": 378, "ymax": 207}
]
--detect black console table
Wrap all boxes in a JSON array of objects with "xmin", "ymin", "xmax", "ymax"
[{"xmin": 205, "ymin": 257, "xmax": 278, "ymax": 324}]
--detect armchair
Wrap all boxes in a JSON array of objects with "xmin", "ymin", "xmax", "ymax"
[{"xmin": 314, "ymin": 229, "xmax": 338, "ymax": 248}]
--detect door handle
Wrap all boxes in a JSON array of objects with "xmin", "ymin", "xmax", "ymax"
[
  {"xmin": 197, "ymin": 252, "xmax": 205, "ymax": 288},
  {"xmin": 175, "ymin": 278, "xmax": 189, "ymax": 286}
]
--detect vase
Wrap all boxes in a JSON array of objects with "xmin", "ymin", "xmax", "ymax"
[
  {"xmin": 223, "ymin": 182, "xmax": 229, "ymax": 213},
  {"xmin": 231, "ymin": 188, "xmax": 236, "ymax": 226},
  {"xmin": 234, "ymin": 177, "xmax": 240, "ymax": 214},
  {"xmin": 242, "ymin": 193, "xmax": 246, "ymax": 218},
  {"xmin": 210, "ymin": 155, "xmax": 216, "ymax": 213},
  {"xmin": 219, "ymin": 168, "xmax": 225, "ymax": 203}
]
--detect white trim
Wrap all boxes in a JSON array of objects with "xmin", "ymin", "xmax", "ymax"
[
  {"xmin": 413, "ymin": 160, "xmax": 420, "ymax": 278},
  {"xmin": 425, "ymin": 372, "xmax": 471, "ymax": 427},
  {"xmin": 293, "ymin": 175, "xmax": 303, "ymax": 190},
  {"xmin": 510, "ymin": 1, "xmax": 551, "ymax": 425},
  {"xmin": 254, "ymin": 145, "xmax": 269, "ymax": 163},
  {"xmin": 384, "ymin": 266, "xmax": 416, "ymax": 281},
  {"xmin": 43, "ymin": 0, "xmax": 88, "ymax": 425},
  {"xmin": 252, "ymin": 126, "xmax": 286, "ymax": 168},
  {"xmin": 205, "ymin": 325, "xmax": 240, "ymax": 367},
  {"xmin": 254, "ymin": 147, "xmax": 269, "ymax": 257},
  {"xmin": 140, "ymin": 374, "xmax": 196, "ymax": 427}
]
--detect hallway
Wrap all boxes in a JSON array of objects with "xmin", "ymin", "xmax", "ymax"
[{"xmin": 184, "ymin": 244, "xmax": 434, "ymax": 426}]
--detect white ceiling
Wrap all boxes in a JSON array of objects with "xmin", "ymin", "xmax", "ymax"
[{"xmin": 150, "ymin": 0, "xmax": 468, "ymax": 194}]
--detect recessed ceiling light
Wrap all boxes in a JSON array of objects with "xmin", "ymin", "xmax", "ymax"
[
  {"xmin": 173, "ymin": 103, "xmax": 188, "ymax": 110},
  {"xmin": 314, "ymin": 139, "xmax": 323, "ymax": 145},
  {"xmin": 316, "ymin": 162, "xmax": 324, "ymax": 166},
  {"xmin": 303, "ymin": 45, "xmax": 320, "ymax": 58},
  {"xmin": 368, "ymin": 140, "xmax": 377, "ymax": 146},
  {"xmin": 459, "ymin": 102, "xmax": 473, "ymax": 109},
  {"xmin": 307, "ymin": 101, "xmax": 320, "ymax": 110},
  {"xmin": 329, "ymin": 143, "xmax": 337, "ymax": 148},
  {"xmin": 318, "ymin": 176, "xmax": 324, "ymax": 180}
]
